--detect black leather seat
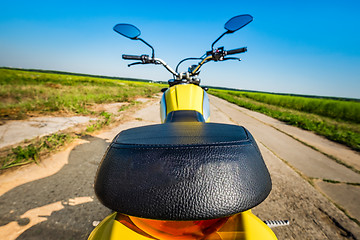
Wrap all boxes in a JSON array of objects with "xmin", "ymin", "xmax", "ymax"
[{"xmin": 95, "ymin": 122, "xmax": 271, "ymax": 220}]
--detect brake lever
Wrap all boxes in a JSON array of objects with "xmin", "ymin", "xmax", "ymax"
[
  {"xmin": 222, "ymin": 57, "xmax": 241, "ymax": 61},
  {"xmin": 128, "ymin": 62, "xmax": 143, "ymax": 67}
]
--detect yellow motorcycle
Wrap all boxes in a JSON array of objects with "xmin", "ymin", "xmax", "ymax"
[{"xmin": 89, "ymin": 14, "xmax": 285, "ymax": 240}]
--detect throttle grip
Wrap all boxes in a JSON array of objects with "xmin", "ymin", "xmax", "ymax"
[{"xmin": 226, "ymin": 47, "xmax": 247, "ymax": 55}]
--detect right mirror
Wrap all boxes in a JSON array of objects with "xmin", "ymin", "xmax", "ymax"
[{"xmin": 224, "ymin": 14, "xmax": 253, "ymax": 33}]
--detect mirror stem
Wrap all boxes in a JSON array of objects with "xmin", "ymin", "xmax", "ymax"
[
  {"xmin": 138, "ymin": 38, "xmax": 155, "ymax": 58},
  {"xmin": 211, "ymin": 31, "xmax": 230, "ymax": 50}
]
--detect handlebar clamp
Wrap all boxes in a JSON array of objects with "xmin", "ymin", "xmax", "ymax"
[{"xmin": 140, "ymin": 55, "xmax": 150, "ymax": 63}]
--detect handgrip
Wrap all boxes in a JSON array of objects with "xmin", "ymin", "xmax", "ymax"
[
  {"xmin": 226, "ymin": 47, "xmax": 247, "ymax": 55},
  {"xmin": 122, "ymin": 54, "xmax": 143, "ymax": 60}
]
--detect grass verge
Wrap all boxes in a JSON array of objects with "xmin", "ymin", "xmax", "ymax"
[
  {"xmin": 209, "ymin": 89, "xmax": 360, "ymax": 151},
  {"xmin": 0, "ymin": 133, "xmax": 73, "ymax": 170},
  {"xmin": 86, "ymin": 111, "xmax": 113, "ymax": 133}
]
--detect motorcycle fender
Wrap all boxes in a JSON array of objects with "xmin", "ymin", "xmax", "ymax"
[{"xmin": 88, "ymin": 211, "xmax": 277, "ymax": 240}]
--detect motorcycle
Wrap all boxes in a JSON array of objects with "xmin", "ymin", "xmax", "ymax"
[{"xmin": 88, "ymin": 14, "xmax": 285, "ymax": 240}]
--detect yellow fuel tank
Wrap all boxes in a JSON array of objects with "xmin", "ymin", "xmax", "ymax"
[
  {"xmin": 165, "ymin": 84, "xmax": 204, "ymax": 114},
  {"xmin": 160, "ymin": 84, "xmax": 210, "ymax": 122}
]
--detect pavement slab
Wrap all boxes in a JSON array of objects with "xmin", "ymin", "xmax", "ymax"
[
  {"xmin": 315, "ymin": 181, "xmax": 360, "ymax": 222},
  {"xmin": 0, "ymin": 116, "xmax": 95, "ymax": 149}
]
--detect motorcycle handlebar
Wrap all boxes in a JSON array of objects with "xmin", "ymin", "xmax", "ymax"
[
  {"xmin": 122, "ymin": 54, "xmax": 143, "ymax": 60},
  {"xmin": 121, "ymin": 47, "xmax": 247, "ymax": 77},
  {"xmin": 226, "ymin": 47, "xmax": 247, "ymax": 55}
]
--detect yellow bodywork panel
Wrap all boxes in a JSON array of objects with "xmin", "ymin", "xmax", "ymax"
[
  {"xmin": 217, "ymin": 210, "xmax": 278, "ymax": 240},
  {"xmin": 88, "ymin": 212, "xmax": 151, "ymax": 240},
  {"xmin": 88, "ymin": 211, "xmax": 277, "ymax": 240},
  {"xmin": 165, "ymin": 84, "xmax": 204, "ymax": 115}
]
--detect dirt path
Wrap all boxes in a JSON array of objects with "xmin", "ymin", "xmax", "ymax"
[{"xmin": 0, "ymin": 95, "xmax": 359, "ymax": 239}]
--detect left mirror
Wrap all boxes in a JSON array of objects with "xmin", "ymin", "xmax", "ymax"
[{"xmin": 113, "ymin": 24, "xmax": 141, "ymax": 39}]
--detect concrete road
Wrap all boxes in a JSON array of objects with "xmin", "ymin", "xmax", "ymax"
[
  {"xmin": 0, "ymin": 95, "xmax": 359, "ymax": 239},
  {"xmin": 209, "ymin": 95, "xmax": 360, "ymax": 239}
]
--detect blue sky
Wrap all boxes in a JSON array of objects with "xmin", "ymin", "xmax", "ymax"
[{"xmin": 1, "ymin": 0, "xmax": 359, "ymax": 98}]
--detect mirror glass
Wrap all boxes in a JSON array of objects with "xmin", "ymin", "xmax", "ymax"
[
  {"xmin": 113, "ymin": 24, "xmax": 141, "ymax": 39},
  {"xmin": 224, "ymin": 14, "xmax": 253, "ymax": 33}
]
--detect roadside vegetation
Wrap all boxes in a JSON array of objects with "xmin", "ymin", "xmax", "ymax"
[
  {"xmin": 209, "ymin": 89, "xmax": 360, "ymax": 152},
  {"xmin": 0, "ymin": 68, "xmax": 164, "ymax": 169},
  {"xmin": 0, "ymin": 68, "xmax": 163, "ymax": 120},
  {"xmin": 1, "ymin": 133, "xmax": 73, "ymax": 170}
]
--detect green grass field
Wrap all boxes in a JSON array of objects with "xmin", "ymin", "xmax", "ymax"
[
  {"xmin": 209, "ymin": 89, "xmax": 360, "ymax": 152},
  {"xmin": 0, "ymin": 68, "xmax": 164, "ymax": 120},
  {"xmin": 228, "ymin": 91, "xmax": 360, "ymax": 123}
]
